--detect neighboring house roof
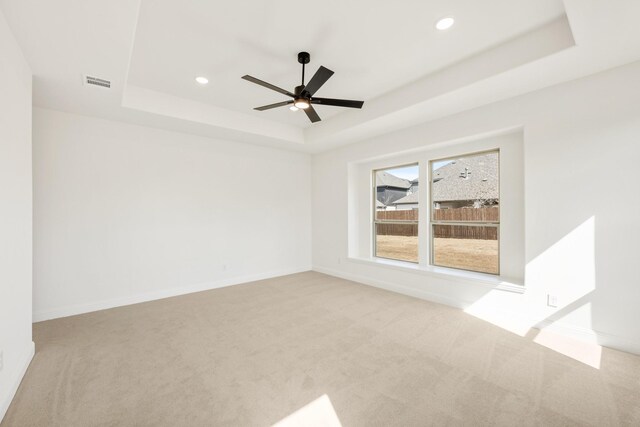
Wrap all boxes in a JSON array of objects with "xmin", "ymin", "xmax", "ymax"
[
  {"xmin": 375, "ymin": 171, "xmax": 411, "ymax": 189},
  {"xmin": 393, "ymin": 192, "xmax": 419, "ymax": 205},
  {"xmin": 432, "ymin": 152, "xmax": 498, "ymax": 202},
  {"xmin": 410, "ymin": 178, "xmax": 419, "ymax": 184},
  {"xmin": 376, "ymin": 200, "xmax": 386, "ymax": 208}
]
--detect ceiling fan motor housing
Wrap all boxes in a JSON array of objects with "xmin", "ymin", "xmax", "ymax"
[{"xmin": 297, "ymin": 51, "xmax": 311, "ymax": 64}]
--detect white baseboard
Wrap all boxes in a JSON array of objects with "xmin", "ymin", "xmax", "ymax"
[
  {"xmin": 313, "ymin": 265, "xmax": 473, "ymax": 310},
  {"xmin": 536, "ymin": 319, "xmax": 640, "ymax": 355},
  {"xmin": 0, "ymin": 341, "xmax": 35, "ymax": 424},
  {"xmin": 33, "ymin": 266, "xmax": 311, "ymax": 322},
  {"xmin": 313, "ymin": 265, "xmax": 640, "ymax": 356}
]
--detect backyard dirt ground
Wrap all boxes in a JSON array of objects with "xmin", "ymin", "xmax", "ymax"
[{"xmin": 375, "ymin": 235, "xmax": 498, "ymax": 274}]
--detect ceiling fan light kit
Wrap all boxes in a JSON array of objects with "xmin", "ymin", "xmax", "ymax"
[
  {"xmin": 294, "ymin": 99, "xmax": 310, "ymax": 109},
  {"xmin": 241, "ymin": 51, "xmax": 364, "ymax": 123}
]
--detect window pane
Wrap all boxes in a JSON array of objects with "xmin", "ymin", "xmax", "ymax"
[
  {"xmin": 432, "ymin": 225, "xmax": 498, "ymax": 274},
  {"xmin": 375, "ymin": 223, "xmax": 418, "ymax": 263},
  {"xmin": 431, "ymin": 152, "xmax": 499, "ymax": 217},
  {"xmin": 375, "ymin": 164, "xmax": 419, "ymax": 219}
]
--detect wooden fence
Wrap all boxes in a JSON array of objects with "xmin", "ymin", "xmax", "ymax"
[
  {"xmin": 376, "ymin": 207, "xmax": 498, "ymax": 240},
  {"xmin": 375, "ymin": 222, "xmax": 419, "ymax": 237},
  {"xmin": 376, "ymin": 210, "xmax": 420, "ymax": 221},
  {"xmin": 375, "ymin": 209, "xmax": 419, "ymax": 236},
  {"xmin": 433, "ymin": 207, "xmax": 499, "ymax": 222},
  {"xmin": 432, "ymin": 224, "xmax": 497, "ymax": 240}
]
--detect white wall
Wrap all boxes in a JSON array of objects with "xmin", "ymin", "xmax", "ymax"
[
  {"xmin": 312, "ymin": 59, "xmax": 640, "ymax": 355},
  {"xmin": 33, "ymin": 108, "xmax": 312, "ymax": 321},
  {"xmin": 0, "ymin": 9, "xmax": 33, "ymax": 422}
]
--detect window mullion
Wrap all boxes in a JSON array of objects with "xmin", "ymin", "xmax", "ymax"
[{"xmin": 418, "ymin": 159, "xmax": 430, "ymax": 267}]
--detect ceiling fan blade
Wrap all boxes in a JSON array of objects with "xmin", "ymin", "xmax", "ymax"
[
  {"xmin": 311, "ymin": 97, "xmax": 364, "ymax": 109},
  {"xmin": 242, "ymin": 75, "xmax": 295, "ymax": 97},
  {"xmin": 254, "ymin": 100, "xmax": 294, "ymax": 111},
  {"xmin": 303, "ymin": 105, "xmax": 321, "ymax": 123},
  {"xmin": 302, "ymin": 66, "xmax": 334, "ymax": 96}
]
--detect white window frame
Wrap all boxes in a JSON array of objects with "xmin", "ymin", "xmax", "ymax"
[
  {"xmin": 372, "ymin": 163, "xmax": 419, "ymax": 263},
  {"xmin": 428, "ymin": 149, "xmax": 501, "ymax": 275},
  {"xmin": 350, "ymin": 131, "xmax": 524, "ymax": 288}
]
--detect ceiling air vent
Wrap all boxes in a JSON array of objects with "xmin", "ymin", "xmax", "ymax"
[{"xmin": 84, "ymin": 75, "xmax": 111, "ymax": 89}]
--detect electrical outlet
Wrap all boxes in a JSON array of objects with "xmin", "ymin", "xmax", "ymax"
[
  {"xmin": 547, "ymin": 294, "xmax": 558, "ymax": 308},
  {"xmin": 337, "ymin": 257, "xmax": 342, "ymax": 264},
  {"xmin": 222, "ymin": 264, "xmax": 228, "ymax": 271}
]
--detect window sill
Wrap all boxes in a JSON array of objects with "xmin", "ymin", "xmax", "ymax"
[{"xmin": 346, "ymin": 256, "xmax": 525, "ymax": 293}]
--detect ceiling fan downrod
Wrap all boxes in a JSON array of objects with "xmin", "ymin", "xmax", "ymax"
[{"xmin": 298, "ymin": 51, "xmax": 310, "ymax": 86}]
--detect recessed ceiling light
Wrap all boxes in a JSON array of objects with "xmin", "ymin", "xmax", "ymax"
[
  {"xmin": 435, "ymin": 16, "xmax": 455, "ymax": 31},
  {"xmin": 289, "ymin": 106, "xmax": 299, "ymax": 111},
  {"xmin": 195, "ymin": 76, "xmax": 209, "ymax": 85}
]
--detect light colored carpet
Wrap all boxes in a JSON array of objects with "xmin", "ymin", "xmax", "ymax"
[{"xmin": 3, "ymin": 271, "xmax": 640, "ymax": 426}]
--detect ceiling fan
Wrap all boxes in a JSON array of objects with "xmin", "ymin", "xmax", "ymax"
[{"xmin": 241, "ymin": 51, "xmax": 364, "ymax": 123}]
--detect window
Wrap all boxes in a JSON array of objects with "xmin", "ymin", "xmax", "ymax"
[
  {"xmin": 373, "ymin": 164, "xmax": 419, "ymax": 263},
  {"xmin": 430, "ymin": 151, "xmax": 499, "ymax": 274},
  {"xmin": 370, "ymin": 151, "xmax": 500, "ymax": 274},
  {"xmin": 358, "ymin": 134, "xmax": 523, "ymax": 281}
]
